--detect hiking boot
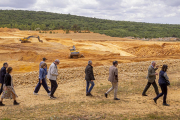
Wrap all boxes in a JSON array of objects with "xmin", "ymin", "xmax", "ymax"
[
  {"xmin": 0, "ymin": 101, "xmax": 5, "ymax": 106},
  {"xmin": 14, "ymin": 100, "xmax": 20, "ymax": 105},
  {"xmin": 86, "ymin": 92, "xmax": 90, "ymax": 96},
  {"xmin": 142, "ymin": 94, "xmax": 148, "ymax": 96},
  {"xmin": 33, "ymin": 92, "xmax": 38, "ymax": 95},
  {"xmin": 105, "ymin": 93, "xmax": 108, "ymax": 98},
  {"xmin": 114, "ymin": 98, "xmax": 120, "ymax": 100},
  {"xmin": 153, "ymin": 98, "xmax": 157, "ymax": 104},
  {"xmin": 163, "ymin": 103, "xmax": 170, "ymax": 106},
  {"xmin": 89, "ymin": 93, "xmax": 93, "ymax": 96},
  {"xmin": 50, "ymin": 95, "xmax": 56, "ymax": 99}
]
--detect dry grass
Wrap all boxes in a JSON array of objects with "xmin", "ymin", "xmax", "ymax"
[{"xmin": 1, "ymin": 60, "xmax": 180, "ymax": 119}]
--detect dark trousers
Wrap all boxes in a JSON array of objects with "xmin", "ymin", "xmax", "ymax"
[
  {"xmin": 34, "ymin": 78, "xmax": 50, "ymax": 93},
  {"xmin": 142, "ymin": 81, "xmax": 159, "ymax": 95},
  {"xmin": 50, "ymin": 80, "xmax": 58, "ymax": 96},
  {"xmin": 86, "ymin": 81, "xmax": 95, "ymax": 93},
  {"xmin": 0, "ymin": 81, "xmax": 4, "ymax": 95},
  {"xmin": 154, "ymin": 84, "xmax": 167, "ymax": 104}
]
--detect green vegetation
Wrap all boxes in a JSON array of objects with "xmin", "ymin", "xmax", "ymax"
[{"xmin": 0, "ymin": 10, "xmax": 180, "ymax": 38}]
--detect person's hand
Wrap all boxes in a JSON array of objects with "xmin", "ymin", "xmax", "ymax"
[
  {"xmin": 155, "ymin": 73, "xmax": 158, "ymax": 75},
  {"xmin": 40, "ymin": 80, "xmax": 42, "ymax": 84},
  {"xmin": 156, "ymin": 65, "xmax": 159, "ymax": 68}
]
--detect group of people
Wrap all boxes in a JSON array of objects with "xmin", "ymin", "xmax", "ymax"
[
  {"xmin": 85, "ymin": 60, "xmax": 120, "ymax": 100},
  {"xmin": 0, "ymin": 63, "xmax": 19, "ymax": 106},
  {"xmin": 85, "ymin": 60, "xmax": 170, "ymax": 105},
  {"xmin": 33, "ymin": 58, "xmax": 60, "ymax": 99},
  {"xmin": 0, "ymin": 58, "xmax": 60, "ymax": 106},
  {"xmin": 142, "ymin": 61, "xmax": 170, "ymax": 106},
  {"xmin": 0, "ymin": 58, "xmax": 170, "ymax": 106}
]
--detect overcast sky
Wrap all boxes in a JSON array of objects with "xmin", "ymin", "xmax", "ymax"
[{"xmin": 0, "ymin": 0, "xmax": 180, "ymax": 24}]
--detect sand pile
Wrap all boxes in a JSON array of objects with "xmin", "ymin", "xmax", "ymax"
[
  {"xmin": 126, "ymin": 44, "xmax": 180, "ymax": 57},
  {"xmin": 0, "ymin": 27, "xmax": 20, "ymax": 32}
]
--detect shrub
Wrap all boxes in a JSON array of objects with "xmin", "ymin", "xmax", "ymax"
[{"xmin": 66, "ymin": 29, "xmax": 70, "ymax": 34}]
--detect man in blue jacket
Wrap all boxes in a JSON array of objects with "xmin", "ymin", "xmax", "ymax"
[
  {"xmin": 0, "ymin": 63, "xmax": 8, "ymax": 95},
  {"xmin": 39, "ymin": 58, "xmax": 50, "ymax": 89}
]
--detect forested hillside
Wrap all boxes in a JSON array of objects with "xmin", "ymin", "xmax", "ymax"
[{"xmin": 0, "ymin": 10, "xmax": 180, "ymax": 38}]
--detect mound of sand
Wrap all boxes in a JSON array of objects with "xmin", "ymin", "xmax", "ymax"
[
  {"xmin": 126, "ymin": 43, "xmax": 180, "ymax": 57},
  {"xmin": 0, "ymin": 27, "xmax": 20, "ymax": 32}
]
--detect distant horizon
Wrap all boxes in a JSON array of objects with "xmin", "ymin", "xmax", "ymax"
[
  {"xmin": 1, "ymin": 9, "xmax": 180, "ymax": 25},
  {"xmin": 0, "ymin": 0, "xmax": 180, "ymax": 24}
]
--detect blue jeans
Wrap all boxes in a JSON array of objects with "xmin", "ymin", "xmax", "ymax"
[
  {"xmin": 34, "ymin": 78, "xmax": 50, "ymax": 93},
  {"xmin": 86, "ymin": 81, "xmax": 95, "ymax": 93}
]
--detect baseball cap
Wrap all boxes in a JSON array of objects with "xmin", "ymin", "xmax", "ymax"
[{"xmin": 43, "ymin": 58, "xmax": 47, "ymax": 61}]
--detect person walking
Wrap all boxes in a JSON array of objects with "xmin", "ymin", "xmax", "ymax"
[
  {"xmin": 105, "ymin": 61, "xmax": 120, "ymax": 100},
  {"xmin": 85, "ymin": 60, "xmax": 95, "ymax": 96},
  {"xmin": 39, "ymin": 58, "xmax": 47, "ymax": 69},
  {"xmin": 153, "ymin": 65, "xmax": 170, "ymax": 106},
  {"xmin": 0, "ymin": 67, "xmax": 19, "ymax": 106},
  {"xmin": 142, "ymin": 61, "xmax": 159, "ymax": 96},
  {"xmin": 0, "ymin": 63, "xmax": 8, "ymax": 95},
  {"xmin": 39, "ymin": 57, "xmax": 50, "ymax": 89},
  {"xmin": 34, "ymin": 63, "xmax": 51, "ymax": 96},
  {"xmin": 47, "ymin": 59, "xmax": 60, "ymax": 99}
]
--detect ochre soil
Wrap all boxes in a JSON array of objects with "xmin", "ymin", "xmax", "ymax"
[{"xmin": 0, "ymin": 28, "xmax": 180, "ymax": 119}]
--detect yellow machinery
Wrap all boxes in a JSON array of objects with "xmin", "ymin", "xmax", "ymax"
[
  {"xmin": 19, "ymin": 36, "xmax": 43, "ymax": 43},
  {"xmin": 69, "ymin": 45, "xmax": 84, "ymax": 58}
]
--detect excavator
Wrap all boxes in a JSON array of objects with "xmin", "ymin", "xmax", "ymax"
[
  {"xmin": 69, "ymin": 45, "xmax": 84, "ymax": 58},
  {"xmin": 19, "ymin": 36, "xmax": 43, "ymax": 43}
]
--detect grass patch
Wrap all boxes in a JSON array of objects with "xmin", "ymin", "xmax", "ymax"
[
  {"xmin": 170, "ymin": 80, "xmax": 180, "ymax": 87},
  {"xmin": 133, "ymin": 112, "xmax": 180, "ymax": 120}
]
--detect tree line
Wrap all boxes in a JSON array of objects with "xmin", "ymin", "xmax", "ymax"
[{"xmin": 0, "ymin": 10, "xmax": 180, "ymax": 38}]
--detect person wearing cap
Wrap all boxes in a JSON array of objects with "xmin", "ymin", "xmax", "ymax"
[
  {"xmin": 105, "ymin": 61, "xmax": 120, "ymax": 100},
  {"xmin": 0, "ymin": 63, "xmax": 8, "ymax": 95},
  {"xmin": 47, "ymin": 59, "xmax": 60, "ymax": 99},
  {"xmin": 39, "ymin": 58, "xmax": 50, "ymax": 89},
  {"xmin": 85, "ymin": 60, "xmax": 95, "ymax": 96}
]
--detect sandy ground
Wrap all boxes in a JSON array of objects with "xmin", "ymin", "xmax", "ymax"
[
  {"xmin": 0, "ymin": 28, "xmax": 180, "ymax": 73},
  {"xmin": 0, "ymin": 28, "xmax": 180, "ymax": 119}
]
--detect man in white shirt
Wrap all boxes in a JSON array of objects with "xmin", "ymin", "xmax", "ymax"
[{"xmin": 47, "ymin": 59, "xmax": 60, "ymax": 99}]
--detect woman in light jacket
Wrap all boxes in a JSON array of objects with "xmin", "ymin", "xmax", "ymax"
[
  {"xmin": 0, "ymin": 67, "xmax": 19, "ymax": 106},
  {"xmin": 153, "ymin": 65, "xmax": 170, "ymax": 106},
  {"xmin": 34, "ymin": 63, "xmax": 51, "ymax": 96}
]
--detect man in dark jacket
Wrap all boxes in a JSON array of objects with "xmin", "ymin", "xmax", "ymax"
[
  {"xmin": 85, "ymin": 60, "xmax": 95, "ymax": 96},
  {"xmin": 0, "ymin": 63, "xmax": 8, "ymax": 95}
]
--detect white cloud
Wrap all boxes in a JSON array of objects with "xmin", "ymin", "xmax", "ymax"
[
  {"xmin": 0, "ymin": 0, "xmax": 37, "ymax": 8},
  {"xmin": 0, "ymin": 0, "xmax": 180, "ymax": 24}
]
